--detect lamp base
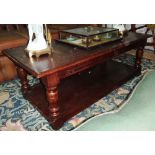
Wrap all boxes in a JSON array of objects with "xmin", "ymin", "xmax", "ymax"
[{"xmin": 25, "ymin": 46, "xmax": 52, "ymax": 58}]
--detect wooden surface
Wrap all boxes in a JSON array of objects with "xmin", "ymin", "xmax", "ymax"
[
  {"xmin": 4, "ymin": 32, "xmax": 149, "ymax": 78},
  {"xmin": 3, "ymin": 32, "xmax": 149, "ymax": 130},
  {"xmin": 0, "ymin": 30, "xmax": 28, "ymax": 83},
  {"xmin": 24, "ymin": 60, "xmax": 137, "ymax": 128},
  {"xmin": 0, "ymin": 31, "xmax": 27, "ymax": 51},
  {"xmin": 131, "ymin": 24, "xmax": 155, "ymax": 53}
]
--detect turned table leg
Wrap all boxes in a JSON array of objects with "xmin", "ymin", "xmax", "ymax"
[
  {"xmin": 41, "ymin": 74, "xmax": 62, "ymax": 130},
  {"xmin": 16, "ymin": 66, "xmax": 30, "ymax": 93},
  {"xmin": 135, "ymin": 46, "xmax": 144, "ymax": 75}
]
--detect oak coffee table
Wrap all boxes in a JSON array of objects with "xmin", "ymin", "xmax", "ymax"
[{"xmin": 3, "ymin": 32, "xmax": 149, "ymax": 130}]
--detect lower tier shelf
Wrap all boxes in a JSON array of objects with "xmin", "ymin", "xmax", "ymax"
[{"xmin": 24, "ymin": 60, "xmax": 139, "ymax": 129}]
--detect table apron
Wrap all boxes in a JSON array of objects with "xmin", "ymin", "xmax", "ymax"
[{"xmin": 58, "ymin": 40, "xmax": 146, "ymax": 79}]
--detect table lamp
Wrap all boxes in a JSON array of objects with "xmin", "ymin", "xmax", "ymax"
[
  {"xmin": 113, "ymin": 24, "xmax": 126, "ymax": 36},
  {"xmin": 25, "ymin": 24, "xmax": 52, "ymax": 58}
]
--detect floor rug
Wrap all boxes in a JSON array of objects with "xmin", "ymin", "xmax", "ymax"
[
  {"xmin": 128, "ymin": 49, "xmax": 155, "ymax": 61},
  {"xmin": 0, "ymin": 53, "xmax": 155, "ymax": 131}
]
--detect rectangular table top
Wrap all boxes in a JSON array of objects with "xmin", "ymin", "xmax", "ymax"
[
  {"xmin": 3, "ymin": 32, "xmax": 149, "ymax": 78},
  {"xmin": 0, "ymin": 31, "xmax": 27, "ymax": 51}
]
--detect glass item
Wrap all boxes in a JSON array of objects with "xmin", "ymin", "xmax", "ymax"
[{"xmin": 57, "ymin": 26, "xmax": 122, "ymax": 48}]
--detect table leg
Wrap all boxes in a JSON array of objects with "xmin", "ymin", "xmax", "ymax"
[
  {"xmin": 135, "ymin": 46, "xmax": 144, "ymax": 75},
  {"xmin": 41, "ymin": 74, "xmax": 62, "ymax": 130},
  {"xmin": 16, "ymin": 66, "xmax": 30, "ymax": 93}
]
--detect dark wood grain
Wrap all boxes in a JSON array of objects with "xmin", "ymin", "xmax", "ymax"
[
  {"xmin": 16, "ymin": 66, "xmax": 30, "ymax": 93},
  {"xmin": 4, "ymin": 32, "xmax": 148, "ymax": 78},
  {"xmin": 3, "ymin": 31, "xmax": 150, "ymax": 130},
  {"xmin": 24, "ymin": 60, "xmax": 137, "ymax": 129}
]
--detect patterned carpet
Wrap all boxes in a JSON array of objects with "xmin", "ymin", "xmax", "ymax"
[
  {"xmin": 128, "ymin": 49, "xmax": 155, "ymax": 61},
  {"xmin": 0, "ymin": 52, "xmax": 155, "ymax": 131}
]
